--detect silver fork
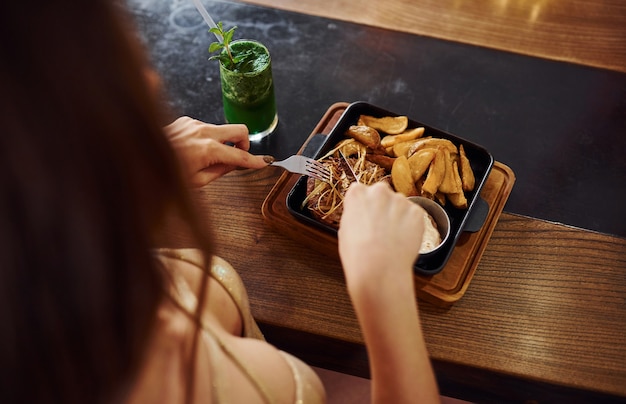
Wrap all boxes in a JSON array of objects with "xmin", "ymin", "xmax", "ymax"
[{"xmin": 270, "ymin": 155, "xmax": 331, "ymax": 181}]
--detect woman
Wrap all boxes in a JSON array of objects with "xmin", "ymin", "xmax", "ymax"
[{"xmin": 0, "ymin": 0, "xmax": 438, "ymax": 403}]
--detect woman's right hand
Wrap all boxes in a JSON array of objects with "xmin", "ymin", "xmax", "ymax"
[{"xmin": 337, "ymin": 181, "xmax": 425, "ymax": 293}]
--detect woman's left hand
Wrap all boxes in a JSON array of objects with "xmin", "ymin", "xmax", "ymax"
[{"xmin": 164, "ymin": 116, "xmax": 270, "ymax": 187}]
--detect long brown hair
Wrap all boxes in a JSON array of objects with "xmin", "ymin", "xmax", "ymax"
[{"xmin": 0, "ymin": 1, "xmax": 212, "ymax": 402}]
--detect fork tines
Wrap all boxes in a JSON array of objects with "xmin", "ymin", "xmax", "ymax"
[{"xmin": 305, "ymin": 159, "xmax": 331, "ymax": 181}]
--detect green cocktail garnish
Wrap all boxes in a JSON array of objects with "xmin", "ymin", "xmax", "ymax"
[{"xmin": 208, "ymin": 22, "xmax": 255, "ymax": 71}]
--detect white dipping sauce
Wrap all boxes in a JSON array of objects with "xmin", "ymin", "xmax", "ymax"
[{"xmin": 420, "ymin": 211, "xmax": 442, "ymax": 254}]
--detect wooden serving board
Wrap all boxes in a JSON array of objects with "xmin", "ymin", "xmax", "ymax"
[{"xmin": 262, "ymin": 102, "xmax": 516, "ymax": 306}]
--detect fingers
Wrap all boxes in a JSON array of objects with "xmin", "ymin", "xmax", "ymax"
[
  {"xmin": 184, "ymin": 145, "xmax": 269, "ymax": 187},
  {"xmin": 208, "ymin": 142, "xmax": 270, "ymax": 170},
  {"xmin": 165, "ymin": 117, "xmax": 251, "ymax": 151},
  {"xmin": 209, "ymin": 123, "xmax": 251, "ymax": 151},
  {"xmin": 339, "ymin": 182, "xmax": 393, "ymax": 248},
  {"xmin": 343, "ymin": 182, "xmax": 394, "ymax": 213},
  {"xmin": 339, "ymin": 181, "xmax": 425, "ymax": 270}
]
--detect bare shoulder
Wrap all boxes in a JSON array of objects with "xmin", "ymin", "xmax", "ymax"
[
  {"xmin": 218, "ymin": 331, "xmax": 300, "ymax": 401},
  {"xmin": 224, "ymin": 332, "xmax": 326, "ymax": 402},
  {"xmin": 128, "ymin": 301, "xmax": 325, "ymax": 403}
]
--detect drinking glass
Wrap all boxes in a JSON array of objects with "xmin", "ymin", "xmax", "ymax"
[{"xmin": 219, "ymin": 39, "xmax": 278, "ymax": 141}]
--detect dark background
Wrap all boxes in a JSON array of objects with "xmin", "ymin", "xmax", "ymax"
[{"xmin": 127, "ymin": 0, "xmax": 626, "ymax": 238}]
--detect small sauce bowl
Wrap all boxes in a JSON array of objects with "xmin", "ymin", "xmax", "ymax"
[{"xmin": 407, "ymin": 196, "xmax": 451, "ymax": 255}]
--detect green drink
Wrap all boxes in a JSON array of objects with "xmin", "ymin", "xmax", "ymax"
[{"xmin": 219, "ymin": 40, "xmax": 278, "ymax": 141}]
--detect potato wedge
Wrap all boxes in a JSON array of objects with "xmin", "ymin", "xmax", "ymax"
[
  {"xmin": 360, "ymin": 115, "xmax": 408, "ymax": 134},
  {"xmin": 407, "ymin": 137, "xmax": 457, "ymax": 157},
  {"xmin": 435, "ymin": 192, "xmax": 447, "ymax": 206},
  {"xmin": 422, "ymin": 148, "xmax": 445, "ymax": 195},
  {"xmin": 438, "ymin": 149, "xmax": 460, "ymax": 194},
  {"xmin": 414, "ymin": 176, "xmax": 426, "ymax": 195},
  {"xmin": 365, "ymin": 153, "xmax": 396, "ymax": 171},
  {"xmin": 447, "ymin": 190, "xmax": 468, "ymax": 209},
  {"xmin": 380, "ymin": 127, "xmax": 425, "ymax": 148},
  {"xmin": 392, "ymin": 139, "xmax": 424, "ymax": 158},
  {"xmin": 451, "ymin": 160, "xmax": 464, "ymax": 193},
  {"xmin": 407, "ymin": 148, "xmax": 436, "ymax": 180},
  {"xmin": 345, "ymin": 125, "xmax": 381, "ymax": 149},
  {"xmin": 391, "ymin": 155, "xmax": 417, "ymax": 196},
  {"xmin": 336, "ymin": 138, "xmax": 366, "ymax": 157},
  {"xmin": 459, "ymin": 144, "xmax": 475, "ymax": 191},
  {"xmin": 442, "ymin": 160, "xmax": 466, "ymax": 208}
]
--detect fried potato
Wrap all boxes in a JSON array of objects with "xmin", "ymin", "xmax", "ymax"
[
  {"xmin": 459, "ymin": 144, "xmax": 475, "ymax": 191},
  {"xmin": 359, "ymin": 115, "xmax": 409, "ymax": 135},
  {"xmin": 380, "ymin": 127, "xmax": 425, "ymax": 148},
  {"xmin": 392, "ymin": 139, "xmax": 423, "ymax": 158},
  {"xmin": 345, "ymin": 125, "xmax": 381, "ymax": 149},
  {"xmin": 407, "ymin": 137, "xmax": 457, "ymax": 157},
  {"xmin": 335, "ymin": 115, "xmax": 475, "ymax": 211},
  {"xmin": 336, "ymin": 138, "xmax": 366, "ymax": 157},
  {"xmin": 447, "ymin": 189, "xmax": 468, "ymax": 209},
  {"xmin": 438, "ymin": 149, "xmax": 460, "ymax": 194},
  {"xmin": 435, "ymin": 192, "xmax": 447, "ymax": 206},
  {"xmin": 407, "ymin": 148, "xmax": 436, "ymax": 180},
  {"xmin": 422, "ymin": 148, "xmax": 445, "ymax": 195},
  {"xmin": 414, "ymin": 176, "xmax": 426, "ymax": 196},
  {"xmin": 391, "ymin": 155, "xmax": 417, "ymax": 196},
  {"xmin": 452, "ymin": 160, "xmax": 464, "ymax": 193},
  {"xmin": 365, "ymin": 153, "xmax": 396, "ymax": 171}
]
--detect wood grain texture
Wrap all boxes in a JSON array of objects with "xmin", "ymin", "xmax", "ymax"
[{"xmin": 234, "ymin": 0, "xmax": 626, "ymax": 73}]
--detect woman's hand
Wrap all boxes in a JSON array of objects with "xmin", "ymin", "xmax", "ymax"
[
  {"xmin": 164, "ymin": 116, "xmax": 269, "ymax": 187},
  {"xmin": 338, "ymin": 181, "xmax": 425, "ymax": 291}
]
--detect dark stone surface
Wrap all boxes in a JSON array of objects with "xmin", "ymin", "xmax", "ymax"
[{"xmin": 126, "ymin": 0, "xmax": 626, "ymax": 238}]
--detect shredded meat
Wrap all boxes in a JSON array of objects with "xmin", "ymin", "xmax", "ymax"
[{"xmin": 303, "ymin": 156, "xmax": 389, "ymax": 228}]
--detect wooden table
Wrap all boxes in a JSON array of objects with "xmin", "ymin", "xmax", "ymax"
[
  {"xmin": 239, "ymin": 0, "xmax": 626, "ymax": 73},
  {"xmin": 186, "ymin": 118, "xmax": 626, "ymax": 403},
  {"xmin": 142, "ymin": 0, "xmax": 626, "ymax": 401}
]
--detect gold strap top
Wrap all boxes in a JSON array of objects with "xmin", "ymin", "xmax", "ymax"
[
  {"xmin": 155, "ymin": 248, "xmax": 264, "ymax": 339},
  {"xmin": 153, "ymin": 248, "xmax": 325, "ymax": 404}
]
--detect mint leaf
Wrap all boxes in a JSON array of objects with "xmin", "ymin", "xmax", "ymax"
[
  {"xmin": 208, "ymin": 22, "xmax": 239, "ymax": 69},
  {"xmin": 208, "ymin": 42, "xmax": 224, "ymax": 53}
]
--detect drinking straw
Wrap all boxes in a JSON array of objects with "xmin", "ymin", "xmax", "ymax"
[{"xmin": 190, "ymin": 0, "xmax": 221, "ymax": 40}]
